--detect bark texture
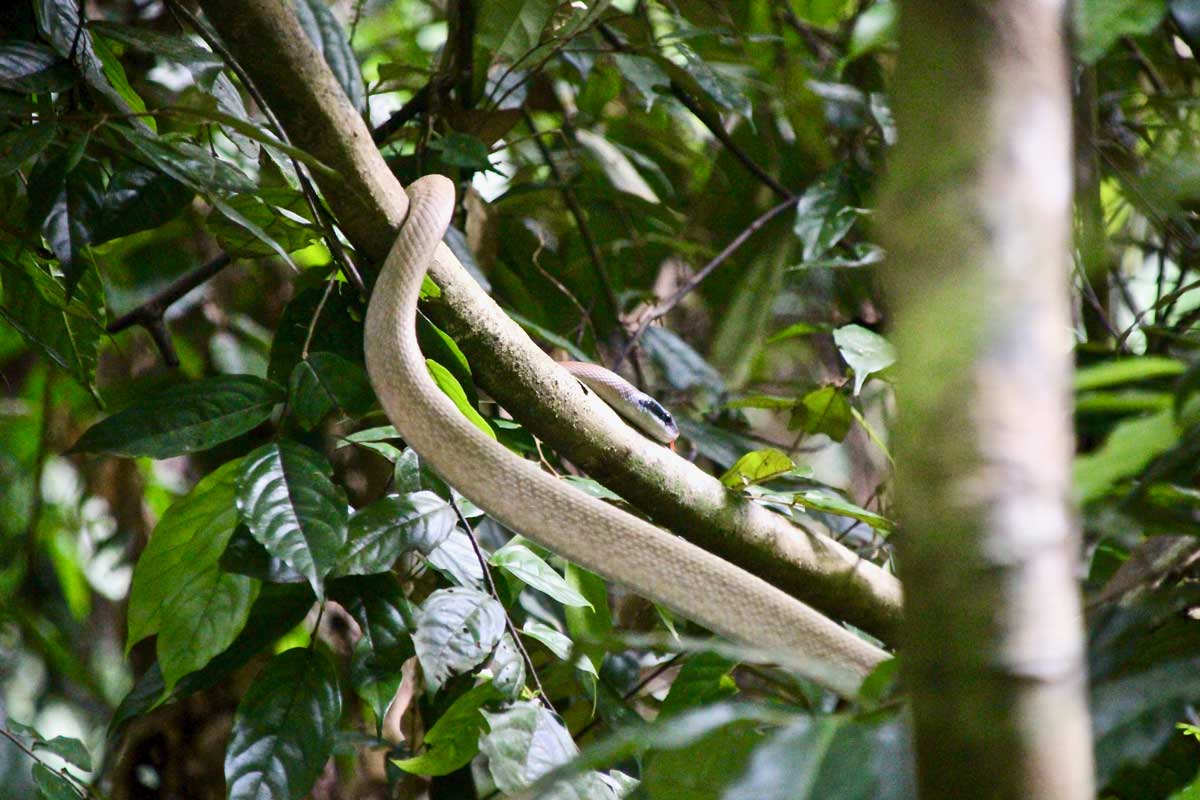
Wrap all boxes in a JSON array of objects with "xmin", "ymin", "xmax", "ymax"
[{"xmin": 879, "ymin": 2, "xmax": 1095, "ymax": 797}]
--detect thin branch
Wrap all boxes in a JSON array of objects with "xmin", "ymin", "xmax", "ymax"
[
  {"xmin": 0, "ymin": 727, "xmax": 95, "ymax": 799},
  {"xmin": 614, "ymin": 194, "xmax": 799, "ymax": 369},
  {"xmin": 106, "ymin": 253, "xmax": 233, "ymax": 366},
  {"xmin": 449, "ymin": 497, "xmax": 557, "ymax": 714},
  {"xmin": 598, "ymin": 25, "xmax": 792, "ymax": 201},
  {"xmin": 373, "ymin": 80, "xmax": 432, "ymax": 145},
  {"xmin": 522, "ymin": 109, "xmax": 620, "ymax": 335}
]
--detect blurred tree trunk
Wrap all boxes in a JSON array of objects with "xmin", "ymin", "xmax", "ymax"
[{"xmin": 879, "ymin": 2, "xmax": 1094, "ymax": 798}]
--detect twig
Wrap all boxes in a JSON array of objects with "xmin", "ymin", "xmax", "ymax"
[
  {"xmin": 569, "ymin": 653, "xmax": 684, "ymax": 741},
  {"xmin": 106, "ymin": 253, "xmax": 233, "ymax": 366},
  {"xmin": 1117, "ymin": 276, "xmax": 1200, "ymax": 350},
  {"xmin": 597, "ymin": 25, "xmax": 792, "ymax": 201},
  {"xmin": 613, "ymin": 194, "xmax": 799, "ymax": 369},
  {"xmin": 522, "ymin": 109, "xmax": 619, "ymax": 334},
  {"xmin": 448, "ymin": 497, "xmax": 557, "ymax": 714},
  {"xmin": 0, "ymin": 727, "xmax": 95, "ymax": 799},
  {"xmin": 372, "ymin": 81, "xmax": 432, "ymax": 145}
]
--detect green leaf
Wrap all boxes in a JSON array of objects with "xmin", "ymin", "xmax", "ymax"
[
  {"xmin": 765, "ymin": 322, "xmax": 829, "ymax": 345},
  {"xmin": 790, "ymin": 385, "xmax": 853, "ymax": 441},
  {"xmin": 92, "ymin": 34, "xmax": 151, "ymax": 129},
  {"xmin": 288, "ymin": 351, "xmax": 375, "ymax": 430},
  {"xmin": 794, "ymin": 170, "xmax": 858, "ymax": 263},
  {"xmin": 833, "ymin": 324, "xmax": 896, "ymax": 395},
  {"xmin": 1075, "ymin": 356, "xmax": 1186, "ymax": 391},
  {"xmin": 90, "ymin": 162, "xmax": 194, "ymax": 244},
  {"xmin": 32, "ymin": 736, "xmax": 92, "ymax": 771},
  {"xmin": 430, "ymin": 132, "xmax": 500, "ymax": 173},
  {"xmin": 31, "ymin": 763, "xmax": 77, "ymax": 800},
  {"xmin": 480, "ymin": 702, "xmax": 587, "ymax": 795},
  {"xmin": 237, "ymin": 441, "xmax": 348, "ymax": 600},
  {"xmin": 220, "ymin": 525, "xmax": 307, "ymax": 584},
  {"xmin": 205, "ymin": 190, "xmax": 318, "ymax": 258},
  {"xmin": 720, "ymin": 448, "xmax": 796, "ymax": 488},
  {"xmin": 1076, "ymin": 0, "xmax": 1168, "ymax": 63},
  {"xmin": 0, "ymin": 252, "xmax": 104, "ymax": 394},
  {"xmin": 0, "ymin": 123, "xmax": 57, "ymax": 178},
  {"xmin": 521, "ymin": 620, "xmax": 599, "ymax": 678},
  {"xmin": 332, "ymin": 490, "xmax": 456, "ymax": 577},
  {"xmin": 71, "ymin": 375, "xmax": 283, "ymax": 457},
  {"xmin": 477, "ymin": 0, "xmax": 557, "ymax": 64},
  {"xmin": 721, "ymin": 715, "xmax": 915, "ymax": 800},
  {"xmin": 793, "ymin": 489, "xmax": 894, "ymax": 533},
  {"xmin": 224, "ymin": 648, "xmax": 341, "ymax": 800},
  {"xmin": 490, "ymin": 542, "xmax": 593, "ymax": 609},
  {"xmin": 413, "ymin": 587, "xmax": 506, "ymax": 690},
  {"xmin": 641, "ymin": 718, "xmax": 766, "ymax": 800},
  {"xmin": 294, "ymin": 0, "xmax": 366, "ymax": 113},
  {"xmin": 427, "ymin": 529, "xmax": 487, "ymax": 587},
  {"xmin": 642, "ymin": 327, "xmax": 726, "ymax": 396},
  {"xmin": 427, "ymin": 358, "xmax": 496, "ymax": 439},
  {"xmin": 724, "ymin": 394, "xmax": 797, "ymax": 411},
  {"xmin": 659, "ymin": 653, "xmax": 738, "ymax": 719},
  {"xmin": 563, "ymin": 563, "xmax": 611, "ymax": 677},
  {"xmin": 349, "ymin": 637, "xmax": 404, "ymax": 727},
  {"xmin": 393, "ymin": 682, "xmax": 505, "ymax": 776},
  {"xmin": 267, "ymin": 282, "xmax": 363, "ymax": 385},
  {"xmin": 126, "ymin": 460, "xmax": 260, "ymax": 693},
  {"xmin": 329, "ymin": 573, "xmax": 417, "ymax": 669},
  {"xmin": 0, "ymin": 41, "xmax": 76, "ymax": 93},
  {"xmin": 1074, "ymin": 411, "xmax": 1179, "ymax": 503}
]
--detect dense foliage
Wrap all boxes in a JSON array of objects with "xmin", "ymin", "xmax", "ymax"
[{"xmin": 3, "ymin": 0, "xmax": 1200, "ymax": 798}]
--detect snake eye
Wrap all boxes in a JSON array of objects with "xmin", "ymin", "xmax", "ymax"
[{"xmin": 637, "ymin": 397, "xmax": 680, "ymax": 442}]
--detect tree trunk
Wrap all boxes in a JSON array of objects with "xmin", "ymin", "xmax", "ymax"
[{"xmin": 879, "ymin": 2, "xmax": 1094, "ymax": 798}]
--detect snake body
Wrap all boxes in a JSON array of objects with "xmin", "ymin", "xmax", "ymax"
[{"xmin": 363, "ymin": 175, "xmax": 887, "ymax": 698}]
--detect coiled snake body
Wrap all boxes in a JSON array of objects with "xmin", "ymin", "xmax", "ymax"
[{"xmin": 363, "ymin": 175, "xmax": 887, "ymax": 698}]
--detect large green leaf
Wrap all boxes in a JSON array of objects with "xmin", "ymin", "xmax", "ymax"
[
  {"xmin": 393, "ymin": 681, "xmax": 504, "ymax": 776},
  {"xmin": 490, "ymin": 541, "xmax": 592, "ymax": 608},
  {"xmin": 71, "ymin": 375, "xmax": 283, "ymax": 457},
  {"xmin": 126, "ymin": 460, "xmax": 260, "ymax": 693},
  {"xmin": 659, "ymin": 654, "xmax": 738, "ymax": 719},
  {"xmin": 413, "ymin": 587, "xmax": 505, "ymax": 690},
  {"xmin": 237, "ymin": 441, "xmax": 348, "ymax": 600},
  {"xmin": 288, "ymin": 351, "xmax": 375, "ymax": 430},
  {"xmin": 0, "ymin": 41, "xmax": 76, "ymax": 93},
  {"xmin": 331, "ymin": 490, "xmax": 456, "ymax": 577},
  {"xmin": 477, "ymin": 0, "xmax": 557, "ymax": 64},
  {"xmin": 224, "ymin": 648, "xmax": 341, "ymax": 800}
]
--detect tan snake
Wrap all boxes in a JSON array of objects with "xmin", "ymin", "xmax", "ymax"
[{"xmin": 363, "ymin": 175, "xmax": 888, "ymax": 698}]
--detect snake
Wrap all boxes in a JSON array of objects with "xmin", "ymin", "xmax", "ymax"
[
  {"xmin": 363, "ymin": 174, "xmax": 888, "ymax": 698},
  {"xmin": 558, "ymin": 361, "xmax": 680, "ymax": 445}
]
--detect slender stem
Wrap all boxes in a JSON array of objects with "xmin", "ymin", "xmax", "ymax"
[
  {"xmin": 614, "ymin": 195, "xmax": 799, "ymax": 369},
  {"xmin": 449, "ymin": 498, "xmax": 557, "ymax": 714}
]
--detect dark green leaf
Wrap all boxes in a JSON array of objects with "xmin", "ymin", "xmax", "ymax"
[
  {"xmin": 268, "ymin": 282, "xmax": 363, "ymax": 385},
  {"xmin": 642, "ymin": 718, "xmax": 765, "ymax": 800},
  {"xmin": 71, "ymin": 375, "xmax": 283, "ymax": 457},
  {"xmin": 794, "ymin": 170, "xmax": 858, "ymax": 263},
  {"xmin": 126, "ymin": 460, "xmax": 260, "ymax": 693},
  {"xmin": 224, "ymin": 648, "xmax": 341, "ymax": 800},
  {"xmin": 0, "ymin": 252, "xmax": 104, "ymax": 393},
  {"xmin": 328, "ymin": 573, "xmax": 417, "ymax": 669},
  {"xmin": 220, "ymin": 525, "xmax": 307, "ymax": 583},
  {"xmin": 91, "ymin": 163, "xmax": 194, "ymax": 244},
  {"xmin": 32, "ymin": 736, "xmax": 92, "ymax": 771},
  {"xmin": 332, "ymin": 490, "xmax": 456, "ymax": 576},
  {"xmin": 0, "ymin": 41, "xmax": 76, "ymax": 93},
  {"xmin": 0, "ymin": 123, "xmax": 57, "ymax": 178},
  {"xmin": 349, "ymin": 638, "xmax": 405, "ymax": 725},
  {"xmin": 430, "ymin": 132, "xmax": 500, "ymax": 173},
  {"xmin": 31, "ymin": 763, "xmax": 77, "ymax": 800},
  {"xmin": 642, "ymin": 327, "xmax": 726, "ymax": 397},
  {"xmin": 288, "ymin": 352, "xmax": 375, "ymax": 430},
  {"xmin": 659, "ymin": 654, "xmax": 738, "ymax": 718},
  {"xmin": 237, "ymin": 441, "xmax": 348, "ymax": 600},
  {"xmin": 294, "ymin": 0, "xmax": 366, "ymax": 114},
  {"xmin": 414, "ymin": 587, "xmax": 505, "ymax": 690},
  {"xmin": 477, "ymin": 0, "xmax": 557, "ymax": 64},
  {"xmin": 393, "ymin": 681, "xmax": 504, "ymax": 776}
]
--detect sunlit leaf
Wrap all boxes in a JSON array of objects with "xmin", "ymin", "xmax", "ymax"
[
  {"xmin": 720, "ymin": 448, "xmax": 796, "ymax": 489},
  {"xmin": 833, "ymin": 324, "xmax": 896, "ymax": 395},
  {"xmin": 413, "ymin": 587, "xmax": 505, "ymax": 690},
  {"xmin": 393, "ymin": 681, "xmax": 504, "ymax": 776},
  {"xmin": 491, "ymin": 541, "xmax": 592, "ymax": 608}
]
